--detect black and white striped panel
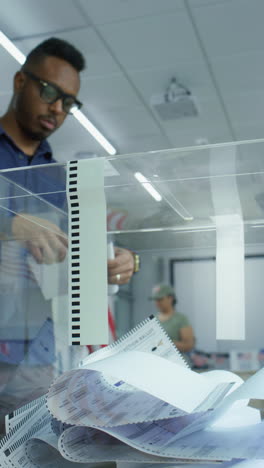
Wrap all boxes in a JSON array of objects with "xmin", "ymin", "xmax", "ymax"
[
  {"xmin": 68, "ymin": 161, "xmax": 81, "ymax": 345},
  {"xmin": 66, "ymin": 158, "xmax": 108, "ymax": 346}
]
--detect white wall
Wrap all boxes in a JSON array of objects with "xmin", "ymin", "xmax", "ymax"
[
  {"xmin": 131, "ymin": 247, "xmax": 214, "ymax": 328},
  {"xmin": 173, "ymin": 258, "xmax": 216, "ymax": 352},
  {"xmin": 129, "ymin": 245, "xmax": 264, "ymax": 353},
  {"xmin": 173, "ymin": 256, "xmax": 264, "ymax": 352}
]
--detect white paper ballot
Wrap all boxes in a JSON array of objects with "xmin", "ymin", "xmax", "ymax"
[
  {"xmin": 27, "ymin": 254, "xmax": 68, "ymax": 300},
  {"xmin": 2, "ymin": 317, "xmax": 264, "ymax": 466},
  {"xmin": 107, "ymin": 241, "xmax": 119, "ymax": 295},
  {"xmin": 46, "ymin": 321, "xmax": 264, "ymax": 463}
]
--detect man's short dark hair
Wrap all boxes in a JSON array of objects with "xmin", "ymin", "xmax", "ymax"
[{"xmin": 23, "ymin": 37, "xmax": 85, "ymax": 72}]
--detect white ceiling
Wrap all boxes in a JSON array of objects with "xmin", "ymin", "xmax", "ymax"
[{"xmin": 0, "ymin": 0, "xmax": 263, "ymax": 161}]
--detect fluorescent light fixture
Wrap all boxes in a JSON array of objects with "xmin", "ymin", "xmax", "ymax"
[
  {"xmin": 134, "ymin": 172, "xmax": 162, "ymax": 202},
  {"xmin": 0, "ymin": 31, "xmax": 117, "ymax": 155},
  {"xmin": 173, "ymin": 227, "xmax": 215, "ymax": 233},
  {"xmin": 0, "ymin": 31, "xmax": 25, "ymax": 64},
  {"xmin": 72, "ymin": 109, "xmax": 116, "ymax": 155}
]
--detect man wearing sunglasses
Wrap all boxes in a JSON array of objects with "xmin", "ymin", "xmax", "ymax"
[{"xmin": 0, "ymin": 38, "xmax": 137, "ymax": 425}]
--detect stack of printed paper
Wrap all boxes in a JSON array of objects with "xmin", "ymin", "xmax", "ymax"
[{"xmin": 1, "ymin": 316, "xmax": 264, "ymax": 467}]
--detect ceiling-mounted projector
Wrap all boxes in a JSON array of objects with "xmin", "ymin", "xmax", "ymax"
[{"xmin": 151, "ymin": 77, "xmax": 199, "ymax": 121}]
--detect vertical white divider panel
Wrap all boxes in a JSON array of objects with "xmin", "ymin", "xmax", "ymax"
[
  {"xmin": 67, "ymin": 158, "xmax": 108, "ymax": 346},
  {"xmin": 210, "ymin": 147, "xmax": 245, "ymax": 340},
  {"xmin": 214, "ymin": 214, "xmax": 245, "ymax": 340}
]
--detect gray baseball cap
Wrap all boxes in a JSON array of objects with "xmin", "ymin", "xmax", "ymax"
[{"xmin": 149, "ymin": 284, "xmax": 175, "ymax": 300}]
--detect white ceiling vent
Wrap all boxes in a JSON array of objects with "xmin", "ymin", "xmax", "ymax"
[{"xmin": 151, "ymin": 77, "xmax": 199, "ymax": 121}]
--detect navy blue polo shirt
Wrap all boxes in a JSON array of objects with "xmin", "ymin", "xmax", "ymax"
[
  {"xmin": 0, "ymin": 123, "xmax": 55, "ymax": 170},
  {"xmin": 0, "ymin": 125, "xmax": 66, "ymax": 364},
  {"xmin": 0, "ymin": 124, "xmax": 66, "ymax": 214}
]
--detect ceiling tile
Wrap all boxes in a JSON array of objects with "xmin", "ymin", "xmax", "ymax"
[
  {"xmin": 211, "ymin": 51, "xmax": 264, "ymax": 93},
  {"xmin": 98, "ymin": 11, "xmax": 204, "ymax": 71},
  {"xmin": 79, "ymin": 0, "xmax": 184, "ymax": 25},
  {"xmin": 0, "ymin": 0, "xmax": 87, "ymax": 39},
  {"xmin": 0, "ymin": 0, "xmax": 249, "ymax": 159},
  {"xmin": 192, "ymin": 0, "xmax": 264, "ymax": 58},
  {"xmin": 166, "ymin": 126, "xmax": 232, "ymax": 147},
  {"xmin": 189, "ymin": 0, "xmax": 232, "ymax": 7},
  {"xmin": 233, "ymin": 121, "xmax": 264, "ymax": 141},
  {"xmin": 80, "ymin": 74, "xmax": 143, "ymax": 112},
  {"xmin": 92, "ymin": 106, "xmax": 162, "ymax": 139},
  {"xmin": 222, "ymin": 90, "xmax": 264, "ymax": 126}
]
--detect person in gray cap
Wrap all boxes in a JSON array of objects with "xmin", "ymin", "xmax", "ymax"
[{"xmin": 150, "ymin": 284, "xmax": 195, "ymax": 354}]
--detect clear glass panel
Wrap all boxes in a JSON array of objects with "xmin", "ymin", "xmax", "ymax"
[
  {"xmin": 0, "ymin": 139, "xmax": 263, "ymax": 429},
  {"xmin": 0, "ymin": 164, "xmax": 70, "ymax": 432}
]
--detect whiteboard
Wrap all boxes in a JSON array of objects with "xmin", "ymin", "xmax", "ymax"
[{"xmin": 172, "ymin": 256, "xmax": 264, "ymax": 352}]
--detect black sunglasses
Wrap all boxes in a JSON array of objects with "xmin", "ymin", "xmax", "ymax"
[{"xmin": 23, "ymin": 70, "xmax": 82, "ymax": 114}]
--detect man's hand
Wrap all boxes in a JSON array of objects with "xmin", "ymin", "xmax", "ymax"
[
  {"xmin": 107, "ymin": 247, "xmax": 135, "ymax": 285},
  {"xmin": 12, "ymin": 214, "xmax": 68, "ymax": 264}
]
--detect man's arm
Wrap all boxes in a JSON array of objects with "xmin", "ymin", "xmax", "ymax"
[
  {"xmin": 174, "ymin": 326, "xmax": 195, "ymax": 353},
  {"xmin": 11, "ymin": 214, "xmax": 139, "ymax": 283}
]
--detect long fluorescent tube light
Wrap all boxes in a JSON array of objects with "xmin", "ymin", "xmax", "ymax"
[
  {"xmin": 134, "ymin": 172, "xmax": 162, "ymax": 202},
  {"xmin": 72, "ymin": 109, "xmax": 116, "ymax": 155},
  {"xmin": 0, "ymin": 31, "xmax": 117, "ymax": 155},
  {"xmin": 0, "ymin": 31, "xmax": 26, "ymax": 64}
]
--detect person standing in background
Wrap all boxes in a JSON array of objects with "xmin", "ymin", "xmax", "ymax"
[{"xmin": 150, "ymin": 284, "xmax": 195, "ymax": 356}]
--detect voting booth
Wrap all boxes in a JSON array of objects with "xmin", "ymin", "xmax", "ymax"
[{"xmin": 0, "ymin": 140, "xmax": 263, "ymax": 465}]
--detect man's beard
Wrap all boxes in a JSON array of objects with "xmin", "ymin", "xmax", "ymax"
[
  {"xmin": 18, "ymin": 122, "xmax": 47, "ymax": 141},
  {"xmin": 13, "ymin": 94, "xmax": 52, "ymax": 141}
]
